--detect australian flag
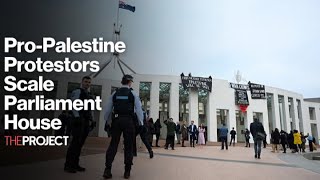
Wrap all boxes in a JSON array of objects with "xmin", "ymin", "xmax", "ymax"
[{"xmin": 119, "ymin": 1, "xmax": 135, "ymax": 12}]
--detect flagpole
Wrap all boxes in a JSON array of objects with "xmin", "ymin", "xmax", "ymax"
[
  {"xmin": 116, "ymin": 0, "xmax": 120, "ymax": 39},
  {"xmin": 93, "ymin": 0, "xmax": 136, "ymax": 78}
]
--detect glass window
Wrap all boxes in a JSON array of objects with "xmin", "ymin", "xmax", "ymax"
[{"xmin": 139, "ymin": 82, "xmax": 151, "ymax": 111}]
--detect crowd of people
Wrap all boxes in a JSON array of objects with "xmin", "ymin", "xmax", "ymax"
[
  {"xmin": 139, "ymin": 119, "xmax": 207, "ymax": 149},
  {"xmin": 139, "ymin": 117, "xmax": 318, "ymax": 160},
  {"xmin": 269, "ymin": 128, "xmax": 317, "ymax": 153},
  {"xmin": 60, "ymin": 75, "xmax": 318, "ymax": 179}
]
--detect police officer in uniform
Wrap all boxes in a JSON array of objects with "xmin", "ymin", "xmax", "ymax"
[
  {"xmin": 64, "ymin": 76, "xmax": 96, "ymax": 173},
  {"xmin": 103, "ymin": 75, "xmax": 144, "ymax": 179}
]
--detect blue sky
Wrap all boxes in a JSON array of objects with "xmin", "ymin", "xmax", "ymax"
[{"xmin": 99, "ymin": 0, "xmax": 320, "ymax": 98}]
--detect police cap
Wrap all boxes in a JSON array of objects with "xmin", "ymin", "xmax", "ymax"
[{"xmin": 121, "ymin": 74, "xmax": 134, "ymax": 84}]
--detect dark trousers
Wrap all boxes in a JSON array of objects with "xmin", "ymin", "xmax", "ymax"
[
  {"xmin": 245, "ymin": 138, "xmax": 250, "ymax": 147},
  {"xmin": 182, "ymin": 136, "xmax": 186, "ymax": 147},
  {"xmin": 165, "ymin": 135, "xmax": 175, "ymax": 149},
  {"xmin": 294, "ymin": 144, "xmax": 302, "ymax": 153},
  {"xmin": 281, "ymin": 142, "xmax": 286, "ymax": 153},
  {"xmin": 147, "ymin": 133, "xmax": 153, "ymax": 146},
  {"xmin": 65, "ymin": 118, "xmax": 89, "ymax": 168},
  {"xmin": 190, "ymin": 133, "xmax": 196, "ymax": 147},
  {"xmin": 155, "ymin": 133, "xmax": 160, "ymax": 146},
  {"xmin": 230, "ymin": 136, "xmax": 236, "ymax": 146},
  {"xmin": 221, "ymin": 136, "xmax": 228, "ymax": 150},
  {"xmin": 105, "ymin": 117, "xmax": 135, "ymax": 169},
  {"xmin": 309, "ymin": 140, "xmax": 313, "ymax": 152},
  {"xmin": 254, "ymin": 139, "xmax": 262, "ymax": 157},
  {"xmin": 263, "ymin": 139, "xmax": 267, "ymax": 148},
  {"xmin": 133, "ymin": 127, "xmax": 152, "ymax": 155}
]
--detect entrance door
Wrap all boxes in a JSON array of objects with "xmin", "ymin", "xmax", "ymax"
[
  {"xmin": 159, "ymin": 111, "xmax": 169, "ymax": 139},
  {"xmin": 216, "ymin": 109, "xmax": 229, "ymax": 142},
  {"xmin": 236, "ymin": 111, "xmax": 246, "ymax": 143},
  {"xmin": 311, "ymin": 123, "xmax": 319, "ymax": 145}
]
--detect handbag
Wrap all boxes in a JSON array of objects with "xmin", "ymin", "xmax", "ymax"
[
  {"xmin": 312, "ymin": 142, "xmax": 317, "ymax": 151},
  {"xmin": 256, "ymin": 132, "xmax": 266, "ymax": 140}
]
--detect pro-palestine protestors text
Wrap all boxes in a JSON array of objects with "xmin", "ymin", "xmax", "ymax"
[{"xmin": 3, "ymin": 37, "xmax": 117, "ymax": 146}]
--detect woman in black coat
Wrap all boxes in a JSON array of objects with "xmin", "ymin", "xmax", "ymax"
[
  {"xmin": 154, "ymin": 119, "xmax": 162, "ymax": 147},
  {"xmin": 271, "ymin": 128, "xmax": 281, "ymax": 152}
]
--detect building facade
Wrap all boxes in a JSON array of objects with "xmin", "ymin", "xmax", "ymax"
[{"xmin": 48, "ymin": 73, "xmax": 320, "ymax": 144}]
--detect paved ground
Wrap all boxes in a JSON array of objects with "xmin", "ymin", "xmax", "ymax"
[{"xmin": 1, "ymin": 140, "xmax": 320, "ymax": 180}]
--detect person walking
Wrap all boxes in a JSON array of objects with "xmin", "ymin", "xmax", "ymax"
[
  {"xmin": 280, "ymin": 130, "xmax": 288, "ymax": 153},
  {"xmin": 288, "ymin": 131, "xmax": 294, "ymax": 150},
  {"xmin": 250, "ymin": 118, "xmax": 265, "ymax": 159},
  {"xmin": 175, "ymin": 121, "xmax": 181, "ymax": 144},
  {"xmin": 219, "ymin": 124, "xmax": 228, "ymax": 150},
  {"xmin": 164, "ymin": 118, "xmax": 176, "ymax": 150},
  {"xmin": 154, "ymin": 119, "xmax": 162, "ymax": 147},
  {"xmin": 147, "ymin": 118, "xmax": 155, "ymax": 147},
  {"xmin": 132, "ymin": 111, "xmax": 154, "ymax": 159},
  {"xmin": 198, "ymin": 124, "xmax": 206, "ymax": 146},
  {"xmin": 307, "ymin": 133, "xmax": 314, "ymax": 152},
  {"xmin": 64, "ymin": 76, "xmax": 96, "ymax": 173},
  {"xmin": 293, "ymin": 130, "xmax": 302, "ymax": 153},
  {"xmin": 229, "ymin": 127, "xmax": 236, "ymax": 146},
  {"xmin": 103, "ymin": 74, "xmax": 144, "ymax": 179},
  {"xmin": 188, "ymin": 121, "xmax": 197, "ymax": 148},
  {"xmin": 300, "ymin": 132, "xmax": 307, "ymax": 153},
  {"xmin": 263, "ymin": 131, "xmax": 268, "ymax": 148},
  {"xmin": 181, "ymin": 120, "xmax": 188, "ymax": 147},
  {"xmin": 271, "ymin": 128, "xmax": 281, "ymax": 153},
  {"xmin": 245, "ymin": 128, "xmax": 251, "ymax": 147}
]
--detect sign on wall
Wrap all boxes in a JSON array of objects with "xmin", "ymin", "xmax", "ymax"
[
  {"xmin": 235, "ymin": 90, "xmax": 250, "ymax": 105},
  {"xmin": 181, "ymin": 75, "xmax": 212, "ymax": 92},
  {"xmin": 229, "ymin": 82, "xmax": 249, "ymax": 90},
  {"xmin": 248, "ymin": 82, "xmax": 266, "ymax": 99}
]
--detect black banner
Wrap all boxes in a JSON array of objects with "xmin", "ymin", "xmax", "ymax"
[
  {"xmin": 249, "ymin": 82, "xmax": 266, "ymax": 99},
  {"xmin": 229, "ymin": 83, "xmax": 249, "ymax": 90},
  {"xmin": 235, "ymin": 90, "xmax": 249, "ymax": 105},
  {"xmin": 181, "ymin": 76, "xmax": 212, "ymax": 92}
]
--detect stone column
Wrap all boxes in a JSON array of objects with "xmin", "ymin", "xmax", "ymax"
[
  {"xmin": 188, "ymin": 89, "xmax": 199, "ymax": 126},
  {"xmin": 272, "ymin": 94, "xmax": 281, "ymax": 130},
  {"xmin": 150, "ymin": 81, "xmax": 159, "ymax": 120},
  {"xmin": 283, "ymin": 96, "xmax": 291, "ymax": 131},
  {"xmin": 207, "ymin": 92, "xmax": 216, "ymax": 142},
  {"xmin": 292, "ymin": 98, "xmax": 299, "ymax": 131},
  {"xmin": 169, "ymin": 83, "xmax": 179, "ymax": 122}
]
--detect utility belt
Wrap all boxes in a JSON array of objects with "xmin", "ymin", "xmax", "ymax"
[
  {"xmin": 113, "ymin": 114, "xmax": 134, "ymax": 118},
  {"xmin": 112, "ymin": 113, "xmax": 138, "ymax": 127},
  {"xmin": 79, "ymin": 111, "xmax": 92, "ymax": 120}
]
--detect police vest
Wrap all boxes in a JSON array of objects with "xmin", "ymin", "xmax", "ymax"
[
  {"xmin": 113, "ymin": 87, "xmax": 135, "ymax": 116},
  {"xmin": 77, "ymin": 88, "xmax": 93, "ymax": 117}
]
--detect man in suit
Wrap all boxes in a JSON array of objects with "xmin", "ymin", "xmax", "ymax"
[{"xmin": 188, "ymin": 120, "xmax": 197, "ymax": 147}]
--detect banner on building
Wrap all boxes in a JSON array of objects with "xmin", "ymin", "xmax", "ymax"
[
  {"xmin": 181, "ymin": 75, "xmax": 212, "ymax": 92},
  {"xmin": 248, "ymin": 82, "xmax": 266, "ymax": 99},
  {"xmin": 229, "ymin": 82, "xmax": 249, "ymax": 91},
  {"xmin": 235, "ymin": 90, "xmax": 249, "ymax": 105}
]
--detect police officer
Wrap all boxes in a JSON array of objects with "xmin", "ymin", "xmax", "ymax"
[
  {"xmin": 64, "ymin": 76, "xmax": 96, "ymax": 173},
  {"xmin": 103, "ymin": 74, "xmax": 144, "ymax": 179}
]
